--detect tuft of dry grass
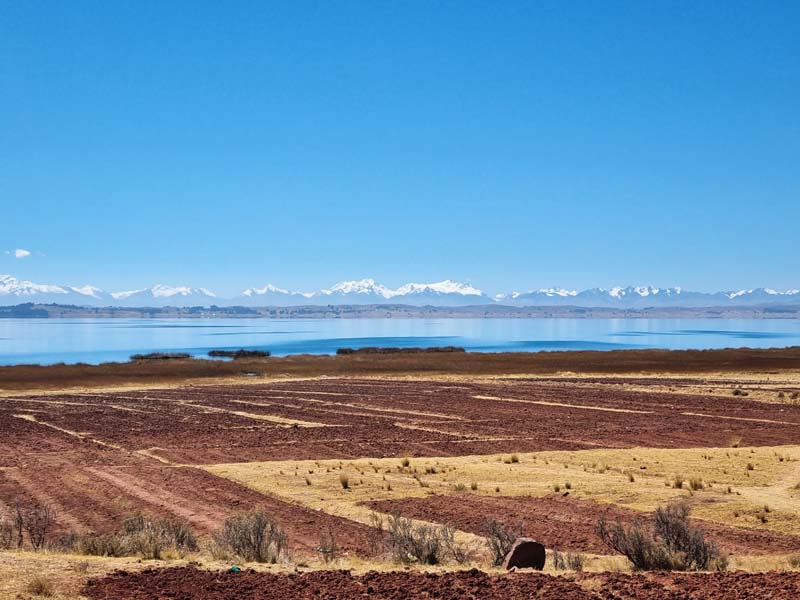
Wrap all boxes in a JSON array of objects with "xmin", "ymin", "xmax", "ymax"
[{"xmin": 25, "ymin": 576, "xmax": 55, "ymax": 597}]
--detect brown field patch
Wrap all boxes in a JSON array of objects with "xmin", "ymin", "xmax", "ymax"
[
  {"xmin": 364, "ymin": 493, "xmax": 800, "ymax": 555},
  {"xmin": 82, "ymin": 566, "xmax": 800, "ymax": 600}
]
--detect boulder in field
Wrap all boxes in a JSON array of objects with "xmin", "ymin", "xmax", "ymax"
[{"xmin": 503, "ymin": 538, "xmax": 546, "ymax": 570}]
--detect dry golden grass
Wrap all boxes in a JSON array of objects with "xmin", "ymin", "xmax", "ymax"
[{"xmin": 206, "ymin": 444, "xmax": 800, "ymax": 545}]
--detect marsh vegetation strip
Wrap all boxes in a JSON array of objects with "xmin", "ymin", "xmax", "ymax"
[{"xmin": 3, "ymin": 346, "xmax": 800, "ymax": 393}]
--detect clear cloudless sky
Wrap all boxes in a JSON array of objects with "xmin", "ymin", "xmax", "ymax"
[{"xmin": 1, "ymin": 1, "xmax": 798, "ymax": 296}]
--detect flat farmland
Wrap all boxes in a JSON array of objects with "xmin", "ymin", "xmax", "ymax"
[{"xmin": 3, "ymin": 354, "xmax": 800, "ymax": 598}]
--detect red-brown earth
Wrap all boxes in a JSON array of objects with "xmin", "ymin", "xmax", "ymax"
[
  {"xmin": 365, "ymin": 494, "xmax": 800, "ymax": 555},
  {"xmin": 3, "ymin": 378, "xmax": 800, "ymax": 552},
  {"xmin": 82, "ymin": 566, "xmax": 800, "ymax": 600}
]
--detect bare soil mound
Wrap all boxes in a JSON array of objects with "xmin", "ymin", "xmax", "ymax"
[
  {"xmin": 365, "ymin": 494, "xmax": 800, "ymax": 555},
  {"xmin": 82, "ymin": 566, "xmax": 597, "ymax": 599},
  {"xmin": 82, "ymin": 566, "xmax": 800, "ymax": 600}
]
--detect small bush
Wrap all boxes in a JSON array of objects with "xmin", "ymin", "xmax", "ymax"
[
  {"xmin": 25, "ymin": 576, "xmax": 54, "ymax": 597},
  {"xmin": 380, "ymin": 512, "xmax": 464, "ymax": 565},
  {"xmin": 483, "ymin": 519, "xmax": 524, "ymax": 566},
  {"xmin": 13, "ymin": 501, "xmax": 58, "ymax": 551},
  {"xmin": 672, "ymin": 474, "xmax": 685, "ymax": 489},
  {"xmin": 552, "ymin": 548, "xmax": 585, "ymax": 572},
  {"xmin": 315, "ymin": 529, "xmax": 338, "ymax": 564},
  {"xmin": 470, "ymin": 482, "xmax": 478, "ymax": 491},
  {"xmin": 596, "ymin": 502, "xmax": 725, "ymax": 571},
  {"xmin": 746, "ymin": 462, "xmax": 755, "ymax": 471},
  {"xmin": 788, "ymin": 554, "xmax": 800, "ymax": 568},
  {"xmin": 689, "ymin": 477, "xmax": 704, "ymax": 491},
  {"xmin": 440, "ymin": 526, "xmax": 473, "ymax": 564},
  {"xmin": 732, "ymin": 388, "xmax": 749, "ymax": 397},
  {"xmin": 0, "ymin": 515, "xmax": 12, "ymax": 550},
  {"xmin": 401, "ymin": 458, "xmax": 410, "ymax": 468},
  {"xmin": 121, "ymin": 514, "xmax": 197, "ymax": 560},
  {"xmin": 212, "ymin": 510, "xmax": 287, "ymax": 563},
  {"xmin": 76, "ymin": 533, "xmax": 128, "ymax": 557},
  {"xmin": 339, "ymin": 474, "xmax": 350, "ymax": 490}
]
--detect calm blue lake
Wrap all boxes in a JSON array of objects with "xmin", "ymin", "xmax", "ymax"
[{"xmin": 0, "ymin": 318, "xmax": 799, "ymax": 366}]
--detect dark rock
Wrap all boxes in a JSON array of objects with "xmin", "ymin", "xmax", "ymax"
[{"xmin": 502, "ymin": 538, "xmax": 546, "ymax": 570}]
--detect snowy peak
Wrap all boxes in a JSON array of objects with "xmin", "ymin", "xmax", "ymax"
[
  {"xmin": 108, "ymin": 285, "xmax": 218, "ymax": 305},
  {"xmin": 394, "ymin": 280, "xmax": 484, "ymax": 297},
  {"xmin": 69, "ymin": 285, "xmax": 105, "ymax": 298},
  {"xmin": 2, "ymin": 274, "xmax": 800, "ymax": 308},
  {"xmin": 243, "ymin": 283, "xmax": 291, "ymax": 296},
  {"xmin": 1, "ymin": 274, "xmax": 67, "ymax": 296},
  {"xmin": 323, "ymin": 278, "xmax": 394, "ymax": 298},
  {"xmin": 502, "ymin": 285, "xmax": 800, "ymax": 308}
]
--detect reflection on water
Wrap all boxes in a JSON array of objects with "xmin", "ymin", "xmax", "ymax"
[{"xmin": 0, "ymin": 318, "xmax": 798, "ymax": 366}]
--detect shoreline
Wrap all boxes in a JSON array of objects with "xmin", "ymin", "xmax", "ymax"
[
  {"xmin": 2, "ymin": 346, "xmax": 800, "ymax": 394},
  {"xmin": 2, "ymin": 302, "xmax": 800, "ymax": 319}
]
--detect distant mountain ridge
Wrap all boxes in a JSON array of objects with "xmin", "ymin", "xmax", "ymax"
[{"xmin": 1, "ymin": 274, "xmax": 799, "ymax": 308}]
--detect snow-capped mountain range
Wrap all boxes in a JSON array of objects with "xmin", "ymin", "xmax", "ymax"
[{"xmin": 1, "ymin": 275, "xmax": 799, "ymax": 308}]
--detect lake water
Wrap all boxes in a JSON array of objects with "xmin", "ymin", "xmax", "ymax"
[{"xmin": 0, "ymin": 318, "xmax": 799, "ymax": 366}]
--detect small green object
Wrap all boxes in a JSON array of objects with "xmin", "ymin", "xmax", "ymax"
[{"xmin": 230, "ymin": 565, "xmax": 241, "ymax": 573}]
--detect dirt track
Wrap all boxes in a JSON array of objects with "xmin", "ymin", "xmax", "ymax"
[
  {"xmin": 82, "ymin": 566, "xmax": 800, "ymax": 600},
  {"xmin": 365, "ymin": 494, "xmax": 800, "ymax": 555}
]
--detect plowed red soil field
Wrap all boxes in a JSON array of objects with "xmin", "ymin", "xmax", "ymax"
[
  {"xmin": 365, "ymin": 494, "xmax": 800, "ymax": 555},
  {"xmin": 82, "ymin": 566, "xmax": 800, "ymax": 600},
  {"xmin": 3, "ymin": 377, "xmax": 800, "ymax": 553}
]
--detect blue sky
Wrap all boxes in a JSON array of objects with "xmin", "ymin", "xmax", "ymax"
[{"xmin": 2, "ymin": 1, "xmax": 798, "ymax": 295}]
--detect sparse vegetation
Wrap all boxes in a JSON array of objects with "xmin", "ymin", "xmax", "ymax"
[
  {"xmin": 130, "ymin": 352, "xmax": 192, "ymax": 361},
  {"xmin": 336, "ymin": 346, "xmax": 466, "ymax": 355},
  {"xmin": 483, "ymin": 519, "xmax": 524, "ymax": 566},
  {"xmin": 552, "ymin": 547, "xmax": 585, "ymax": 572},
  {"xmin": 25, "ymin": 575, "xmax": 54, "ymax": 597},
  {"xmin": 373, "ymin": 511, "xmax": 468, "ymax": 565},
  {"xmin": 315, "ymin": 528, "xmax": 339, "ymax": 564},
  {"xmin": 208, "ymin": 349, "xmax": 270, "ymax": 359},
  {"xmin": 4, "ymin": 499, "xmax": 57, "ymax": 551},
  {"xmin": 339, "ymin": 474, "xmax": 350, "ymax": 489},
  {"xmin": 211, "ymin": 510, "xmax": 288, "ymax": 563},
  {"xmin": 689, "ymin": 477, "xmax": 704, "ymax": 491},
  {"xmin": 74, "ymin": 514, "xmax": 197, "ymax": 559},
  {"xmin": 596, "ymin": 502, "xmax": 726, "ymax": 571}
]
